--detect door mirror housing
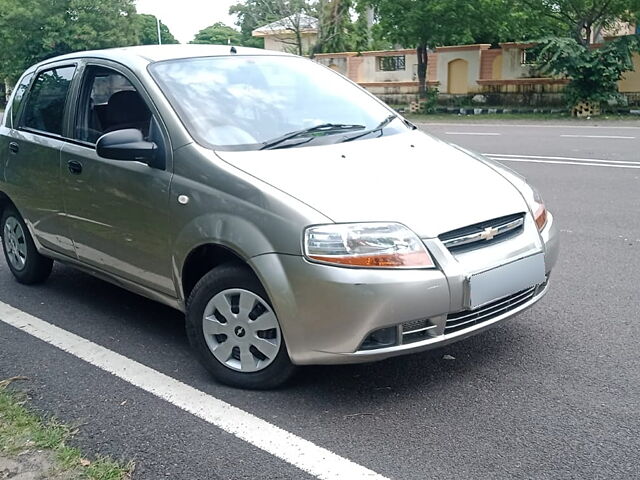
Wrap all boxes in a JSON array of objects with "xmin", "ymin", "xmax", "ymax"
[{"xmin": 96, "ymin": 129, "xmax": 157, "ymax": 164}]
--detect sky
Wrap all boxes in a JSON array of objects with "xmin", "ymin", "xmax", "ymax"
[{"xmin": 136, "ymin": 0, "xmax": 238, "ymax": 44}]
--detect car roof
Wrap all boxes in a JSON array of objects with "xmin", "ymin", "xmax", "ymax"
[{"xmin": 32, "ymin": 44, "xmax": 291, "ymax": 70}]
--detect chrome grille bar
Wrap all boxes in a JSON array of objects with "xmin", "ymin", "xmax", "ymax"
[
  {"xmin": 437, "ymin": 213, "xmax": 526, "ymax": 255},
  {"xmin": 445, "ymin": 286, "xmax": 537, "ymax": 333},
  {"xmin": 404, "ymin": 324, "xmax": 438, "ymax": 335},
  {"xmin": 442, "ymin": 216, "xmax": 524, "ymax": 250},
  {"xmin": 448, "ymin": 287, "xmax": 536, "ymax": 324}
]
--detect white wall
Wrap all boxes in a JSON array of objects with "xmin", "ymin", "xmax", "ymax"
[
  {"xmin": 359, "ymin": 55, "xmax": 417, "ymax": 83},
  {"xmin": 263, "ymin": 33, "xmax": 317, "ymax": 55},
  {"xmin": 500, "ymin": 48, "xmax": 533, "ymax": 79},
  {"xmin": 314, "ymin": 56, "xmax": 349, "ymax": 76}
]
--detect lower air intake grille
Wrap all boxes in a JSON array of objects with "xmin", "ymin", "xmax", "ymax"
[
  {"xmin": 401, "ymin": 318, "xmax": 438, "ymax": 344},
  {"xmin": 445, "ymin": 286, "xmax": 537, "ymax": 334}
]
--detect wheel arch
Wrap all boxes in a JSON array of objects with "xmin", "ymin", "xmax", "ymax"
[
  {"xmin": 0, "ymin": 191, "xmax": 16, "ymax": 220},
  {"xmin": 181, "ymin": 242, "xmax": 252, "ymax": 303},
  {"xmin": 173, "ymin": 213, "xmax": 283, "ymax": 305}
]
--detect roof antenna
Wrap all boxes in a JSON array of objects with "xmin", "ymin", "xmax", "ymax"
[{"xmin": 230, "ymin": 46, "xmax": 237, "ymax": 54}]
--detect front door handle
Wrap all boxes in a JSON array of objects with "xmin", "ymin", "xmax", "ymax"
[
  {"xmin": 8, "ymin": 142, "xmax": 19, "ymax": 154},
  {"xmin": 67, "ymin": 160, "xmax": 83, "ymax": 175}
]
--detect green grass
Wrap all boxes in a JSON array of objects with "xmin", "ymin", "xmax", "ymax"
[{"xmin": 0, "ymin": 378, "xmax": 133, "ymax": 480}]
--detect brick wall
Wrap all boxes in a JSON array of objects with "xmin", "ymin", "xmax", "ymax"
[
  {"xmin": 480, "ymin": 49, "xmax": 501, "ymax": 80},
  {"xmin": 347, "ymin": 56, "xmax": 364, "ymax": 82},
  {"xmin": 427, "ymin": 53, "xmax": 438, "ymax": 83}
]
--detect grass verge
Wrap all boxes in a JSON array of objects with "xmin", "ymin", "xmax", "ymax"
[{"xmin": 0, "ymin": 377, "xmax": 133, "ymax": 479}]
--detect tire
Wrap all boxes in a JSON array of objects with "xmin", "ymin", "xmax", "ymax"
[
  {"xmin": 1, "ymin": 205, "xmax": 53, "ymax": 285},
  {"xmin": 185, "ymin": 264, "xmax": 297, "ymax": 389}
]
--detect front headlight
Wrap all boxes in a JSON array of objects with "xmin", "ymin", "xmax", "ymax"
[{"xmin": 303, "ymin": 222, "xmax": 435, "ymax": 269}]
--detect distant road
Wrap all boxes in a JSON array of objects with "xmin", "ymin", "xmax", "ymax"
[{"xmin": 417, "ymin": 119, "xmax": 640, "ymax": 162}]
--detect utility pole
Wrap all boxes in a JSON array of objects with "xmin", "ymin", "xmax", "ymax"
[{"xmin": 157, "ymin": 17, "xmax": 162, "ymax": 45}]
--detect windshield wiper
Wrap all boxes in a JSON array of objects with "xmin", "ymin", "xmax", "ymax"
[
  {"xmin": 341, "ymin": 114, "xmax": 398, "ymax": 143},
  {"xmin": 260, "ymin": 123, "xmax": 366, "ymax": 150}
]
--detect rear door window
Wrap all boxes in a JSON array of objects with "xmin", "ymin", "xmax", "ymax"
[
  {"xmin": 6, "ymin": 72, "xmax": 34, "ymax": 128},
  {"xmin": 21, "ymin": 66, "xmax": 75, "ymax": 136}
]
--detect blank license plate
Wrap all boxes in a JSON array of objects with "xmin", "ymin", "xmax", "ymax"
[{"xmin": 469, "ymin": 254, "xmax": 546, "ymax": 309}]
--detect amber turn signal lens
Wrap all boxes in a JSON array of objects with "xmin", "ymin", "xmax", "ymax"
[
  {"xmin": 308, "ymin": 251, "xmax": 435, "ymax": 268},
  {"xmin": 534, "ymin": 205, "xmax": 547, "ymax": 231}
]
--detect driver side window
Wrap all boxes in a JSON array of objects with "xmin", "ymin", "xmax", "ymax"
[{"xmin": 75, "ymin": 66, "xmax": 152, "ymax": 144}]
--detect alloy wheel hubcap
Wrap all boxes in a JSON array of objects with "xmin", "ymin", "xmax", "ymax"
[
  {"xmin": 3, "ymin": 217, "xmax": 27, "ymax": 271},
  {"xmin": 202, "ymin": 288, "xmax": 281, "ymax": 373}
]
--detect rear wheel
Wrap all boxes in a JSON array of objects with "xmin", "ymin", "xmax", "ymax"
[
  {"xmin": 185, "ymin": 264, "xmax": 297, "ymax": 389},
  {"xmin": 1, "ymin": 206, "xmax": 53, "ymax": 284}
]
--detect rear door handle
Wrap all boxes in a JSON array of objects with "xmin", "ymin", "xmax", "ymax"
[
  {"xmin": 8, "ymin": 142, "xmax": 19, "ymax": 154},
  {"xmin": 67, "ymin": 160, "xmax": 83, "ymax": 175}
]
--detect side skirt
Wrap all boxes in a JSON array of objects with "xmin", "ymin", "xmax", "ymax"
[{"xmin": 36, "ymin": 248, "xmax": 185, "ymax": 313}]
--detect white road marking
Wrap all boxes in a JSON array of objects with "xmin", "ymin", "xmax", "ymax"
[
  {"xmin": 417, "ymin": 122, "xmax": 640, "ymax": 130},
  {"xmin": 0, "ymin": 301, "xmax": 388, "ymax": 480},
  {"xmin": 486, "ymin": 156, "xmax": 640, "ymax": 170},
  {"xmin": 445, "ymin": 132, "xmax": 501, "ymax": 136},
  {"xmin": 559, "ymin": 134, "xmax": 635, "ymax": 139},
  {"xmin": 486, "ymin": 153, "xmax": 640, "ymax": 165}
]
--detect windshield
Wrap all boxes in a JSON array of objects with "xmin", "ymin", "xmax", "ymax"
[{"xmin": 149, "ymin": 55, "xmax": 408, "ymax": 151}]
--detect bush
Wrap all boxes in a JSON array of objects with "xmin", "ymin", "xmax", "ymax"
[
  {"xmin": 535, "ymin": 35, "xmax": 640, "ymax": 109},
  {"xmin": 420, "ymin": 87, "xmax": 439, "ymax": 113}
]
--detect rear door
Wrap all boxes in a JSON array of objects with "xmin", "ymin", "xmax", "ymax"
[
  {"xmin": 60, "ymin": 61, "xmax": 175, "ymax": 296},
  {"xmin": 0, "ymin": 71, "xmax": 34, "ymax": 186},
  {"xmin": 1, "ymin": 64, "xmax": 78, "ymax": 258}
]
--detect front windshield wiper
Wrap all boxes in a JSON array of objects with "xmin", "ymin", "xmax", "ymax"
[
  {"xmin": 260, "ymin": 123, "xmax": 366, "ymax": 150},
  {"xmin": 341, "ymin": 114, "xmax": 398, "ymax": 143}
]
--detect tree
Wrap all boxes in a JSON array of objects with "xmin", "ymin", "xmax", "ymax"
[
  {"xmin": 230, "ymin": 0, "xmax": 317, "ymax": 54},
  {"xmin": 519, "ymin": 0, "xmax": 640, "ymax": 45},
  {"xmin": 229, "ymin": 0, "xmax": 372, "ymax": 55},
  {"xmin": 0, "ymin": 0, "xmax": 138, "ymax": 85},
  {"xmin": 469, "ymin": 0, "xmax": 566, "ymax": 44},
  {"xmin": 365, "ymin": 0, "xmax": 582, "ymax": 94},
  {"xmin": 536, "ymin": 35, "xmax": 640, "ymax": 110},
  {"xmin": 230, "ymin": 0, "xmax": 293, "ymax": 49},
  {"xmin": 314, "ymin": 0, "xmax": 355, "ymax": 54},
  {"xmin": 134, "ymin": 14, "xmax": 179, "ymax": 45},
  {"xmin": 521, "ymin": 1, "xmax": 640, "ymax": 114},
  {"xmin": 366, "ymin": 0, "xmax": 479, "ymax": 94},
  {"xmin": 191, "ymin": 22, "xmax": 244, "ymax": 45}
]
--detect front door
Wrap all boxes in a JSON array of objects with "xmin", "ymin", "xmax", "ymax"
[{"xmin": 61, "ymin": 63, "xmax": 175, "ymax": 296}]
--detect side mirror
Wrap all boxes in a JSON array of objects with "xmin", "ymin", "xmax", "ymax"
[{"xmin": 96, "ymin": 129, "xmax": 157, "ymax": 163}]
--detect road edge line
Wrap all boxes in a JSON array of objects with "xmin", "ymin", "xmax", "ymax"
[{"xmin": 0, "ymin": 301, "xmax": 388, "ymax": 480}]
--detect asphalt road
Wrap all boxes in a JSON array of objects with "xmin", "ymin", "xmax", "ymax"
[{"xmin": 1, "ymin": 120, "xmax": 639, "ymax": 479}]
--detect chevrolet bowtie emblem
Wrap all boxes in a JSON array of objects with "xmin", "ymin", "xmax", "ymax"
[{"xmin": 480, "ymin": 227, "xmax": 499, "ymax": 241}]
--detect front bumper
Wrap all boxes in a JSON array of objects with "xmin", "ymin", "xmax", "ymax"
[{"xmin": 250, "ymin": 212, "xmax": 559, "ymax": 365}]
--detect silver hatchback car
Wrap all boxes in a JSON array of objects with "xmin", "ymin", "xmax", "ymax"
[{"xmin": 0, "ymin": 45, "xmax": 558, "ymax": 388}]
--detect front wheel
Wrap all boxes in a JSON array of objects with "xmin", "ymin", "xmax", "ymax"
[
  {"xmin": 185, "ymin": 264, "xmax": 297, "ymax": 389},
  {"xmin": 1, "ymin": 206, "xmax": 53, "ymax": 284}
]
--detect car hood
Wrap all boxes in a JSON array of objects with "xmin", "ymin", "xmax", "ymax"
[{"xmin": 215, "ymin": 130, "xmax": 528, "ymax": 238}]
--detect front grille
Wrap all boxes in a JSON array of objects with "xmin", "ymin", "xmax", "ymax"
[
  {"xmin": 439, "ymin": 213, "xmax": 525, "ymax": 253},
  {"xmin": 445, "ymin": 286, "xmax": 537, "ymax": 334}
]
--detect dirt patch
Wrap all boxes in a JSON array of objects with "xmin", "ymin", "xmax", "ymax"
[
  {"xmin": 0, "ymin": 451, "xmax": 73, "ymax": 479},
  {"xmin": 1, "ymin": 379, "xmax": 132, "ymax": 480}
]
